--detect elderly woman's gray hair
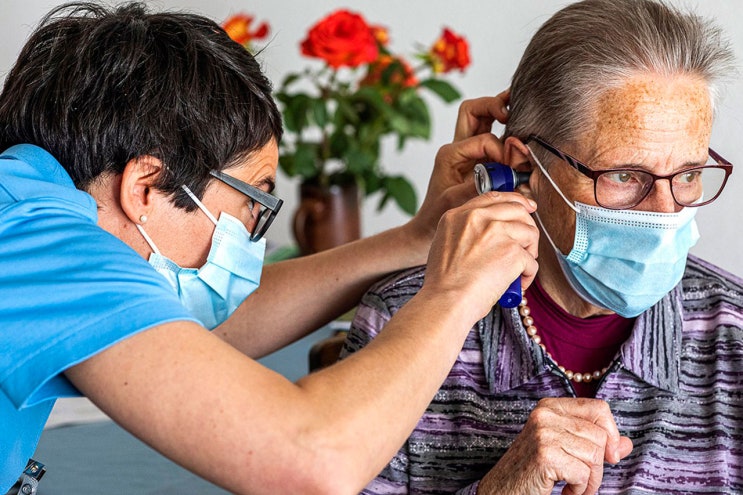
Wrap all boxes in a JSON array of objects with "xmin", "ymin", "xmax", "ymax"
[{"xmin": 504, "ymin": 0, "xmax": 736, "ymax": 147}]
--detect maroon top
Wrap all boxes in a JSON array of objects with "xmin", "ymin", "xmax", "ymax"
[{"xmin": 525, "ymin": 279, "xmax": 634, "ymax": 397}]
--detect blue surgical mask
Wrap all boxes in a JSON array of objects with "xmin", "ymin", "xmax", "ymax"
[
  {"xmin": 528, "ymin": 145, "xmax": 699, "ymax": 318},
  {"xmin": 136, "ymin": 185, "xmax": 265, "ymax": 329}
]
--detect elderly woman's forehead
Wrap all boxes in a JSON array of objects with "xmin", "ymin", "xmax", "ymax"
[{"xmin": 582, "ymin": 74, "xmax": 713, "ymax": 148}]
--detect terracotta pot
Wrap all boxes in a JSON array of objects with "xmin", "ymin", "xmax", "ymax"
[{"xmin": 293, "ymin": 178, "xmax": 361, "ymax": 255}]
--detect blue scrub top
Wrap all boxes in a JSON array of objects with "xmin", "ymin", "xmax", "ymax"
[{"xmin": 0, "ymin": 145, "xmax": 197, "ymax": 491}]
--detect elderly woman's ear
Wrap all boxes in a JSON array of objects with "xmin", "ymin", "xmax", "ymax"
[{"xmin": 503, "ymin": 136, "xmax": 535, "ymax": 199}]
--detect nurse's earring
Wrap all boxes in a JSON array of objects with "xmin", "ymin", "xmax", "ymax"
[{"xmin": 139, "ymin": 214, "xmax": 148, "ymax": 224}]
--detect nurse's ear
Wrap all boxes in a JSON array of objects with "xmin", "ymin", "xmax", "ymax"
[
  {"xmin": 503, "ymin": 136, "xmax": 535, "ymax": 200},
  {"xmin": 119, "ymin": 155, "xmax": 165, "ymax": 226}
]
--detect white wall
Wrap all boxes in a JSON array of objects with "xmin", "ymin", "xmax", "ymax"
[{"xmin": 3, "ymin": 0, "xmax": 742, "ymax": 276}]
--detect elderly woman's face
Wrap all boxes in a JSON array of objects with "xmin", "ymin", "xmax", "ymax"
[{"xmin": 536, "ymin": 73, "xmax": 713, "ymax": 258}]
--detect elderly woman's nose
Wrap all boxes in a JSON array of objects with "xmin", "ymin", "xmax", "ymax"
[{"xmin": 639, "ymin": 179, "xmax": 681, "ymax": 213}]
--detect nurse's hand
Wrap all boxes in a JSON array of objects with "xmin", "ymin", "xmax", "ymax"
[
  {"xmin": 404, "ymin": 91, "xmax": 511, "ymax": 264},
  {"xmin": 422, "ymin": 189, "xmax": 538, "ymax": 320}
]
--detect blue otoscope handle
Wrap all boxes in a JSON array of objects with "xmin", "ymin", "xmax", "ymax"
[
  {"xmin": 473, "ymin": 162, "xmax": 530, "ymax": 309},
  {"xmin": 500, "ymin": 278, "xmax": 522, "ymax": 308}
]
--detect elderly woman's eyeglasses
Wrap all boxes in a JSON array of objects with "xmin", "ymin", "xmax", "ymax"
[
  {"xmin": 526, "ymin": 135, "xmax": 733, "ymax": 210},
  {"xmin": 209, "ymin": 170, "xmax": 283, "ymax": 241}
]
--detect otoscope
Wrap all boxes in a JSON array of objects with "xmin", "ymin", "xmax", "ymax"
[{"xmin": 473, "ymin": 162, "xmax": 532, "ymax": 308}]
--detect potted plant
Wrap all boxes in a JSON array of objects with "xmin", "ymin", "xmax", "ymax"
[{"xmin": 223, "ymin": 9, "xmax": 470, "ymax": 254}]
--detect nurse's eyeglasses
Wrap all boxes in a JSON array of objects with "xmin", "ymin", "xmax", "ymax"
[{"xmin": 209, "ymin": 170, "xmax": 283, "ymax": 241}]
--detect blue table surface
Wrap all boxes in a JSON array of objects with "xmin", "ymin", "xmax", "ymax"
[{"xmin": 32, "ymin": 324, "xmax": 341, "ymax": 494}]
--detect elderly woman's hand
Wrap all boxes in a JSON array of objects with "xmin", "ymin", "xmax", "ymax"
[
  {"xmin": 404, "ymin": 91, "xmax": 511, "ymax": 260},
  {"xmin": 477, "ymin": 398, "xmax": 634, "ymax": 495}
]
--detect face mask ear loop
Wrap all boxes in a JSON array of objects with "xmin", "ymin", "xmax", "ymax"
[
  {"xmin": 533, "ymin": 209, "xmax": 570, "ymax": 259},
  {"xmin": 182, "ymin": 184, "xmax": 218, "ymax": 226},
  {"xmin": 526, "ymin": 144, "xmax": 579, "ymax": 214},
  {"xmin": 135, "ymin": 224, "xmax": 162, "ymax": 255}
]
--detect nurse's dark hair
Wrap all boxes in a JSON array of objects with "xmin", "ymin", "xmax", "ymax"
[
  {"xmin": 0, "ymin": 2, "xmax": 283, "ymax": 209},
  {"xmin": 504, "ymin": 0, "xmax": 736, "ymax": 152}
]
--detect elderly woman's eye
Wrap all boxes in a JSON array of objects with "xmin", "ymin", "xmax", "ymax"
[
  {"xmin": 604, "ymin": 171, "xmax": 635, "ymax": 184},
  {"xmin": 677, "ymin": 170, "xmax": 702, "ymax": 184}
]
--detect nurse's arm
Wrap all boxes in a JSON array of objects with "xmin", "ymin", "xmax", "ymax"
[{"xmin": 65, "ymin": 289, "xmax": 471, "ymax": 495}]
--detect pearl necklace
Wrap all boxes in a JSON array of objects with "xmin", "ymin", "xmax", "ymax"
[{"xmin": 519, "ymin": 294, "xmax": 608, "ymax": 384}]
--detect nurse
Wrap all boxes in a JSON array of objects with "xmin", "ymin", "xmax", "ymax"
[{"xmin": 0, "ymin": 3, "xmax": 538, "ymax": 494}]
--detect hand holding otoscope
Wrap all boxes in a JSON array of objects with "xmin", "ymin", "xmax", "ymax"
[{"xmin": 473, "ymin": 162, "xmax": 531, "ymax": 308}]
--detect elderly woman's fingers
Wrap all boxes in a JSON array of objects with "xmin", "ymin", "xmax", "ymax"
[{"xmin": 476, "ymin": 398, "xmax": 633, "ymax": 495}]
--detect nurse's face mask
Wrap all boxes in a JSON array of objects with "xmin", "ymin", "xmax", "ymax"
[{"xmin": 136, "ymin": 171, "xmax": 282, "ymax": 329}]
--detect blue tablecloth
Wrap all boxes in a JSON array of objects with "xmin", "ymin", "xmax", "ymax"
[{"xmin": 34, "ymin": 420, "xmax": 231, "ymax": 495}]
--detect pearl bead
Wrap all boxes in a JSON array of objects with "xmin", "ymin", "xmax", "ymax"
[{"xmin": 518, "ymin": 298, "xmax": 606, "ymax": 385}]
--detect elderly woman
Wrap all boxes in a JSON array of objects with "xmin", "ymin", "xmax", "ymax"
[{"xmin": 342, "ymin": 0, "xmax": 743, "ymax": 493}]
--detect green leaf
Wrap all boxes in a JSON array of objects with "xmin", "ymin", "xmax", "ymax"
[
  {"xmin": 294, "ymin": 143, "xmax": 320, "ymax": 178},
  {"xmin": 343, "ymin": 148, "xmax": 376, "ymax": 176},
  {"xmin": 381, "ymin": 176, "xmax": 418, "ymax": 215},
  {"xmin": 329, "ymin": 131, "xmax": 350, "ymax": 159},
  {"xmin": 390, "ymin": 91, "xmax": 431, "ymax": 139},
  {"xmin": 280, "ymin": 73, "xmax": 301, "ymax": 89},
  {"xmin": 407, "ymin": 97, "xmax": 432, "ymax": 138},
  {"xmin": 336, "ymin": 97, "xmax": 360, "ymax": 125},
  {"xmin": 362, "ymin": 170, "xmax": 383, "ymax": 196},
  {"xmin": 311, "ymin": 98, "xmax": 328, "ymax": 127},
  {"xmin": 280, "ymin": 93, "xmax": 313, "ymax": 133},
  {"xmin": 419, "ymin": 78, "xmax": 462, "ymax": 103},
  {"xmin": 355, "ymin": 86, "xmax": 389, "ymax": 111},
  {"xmin": 278, "ymin": 154, "xmax": 296, "ymax": 177},
  {"xmin": 389, "ymin": 113, "xmax": 411, "ymax": 135}
]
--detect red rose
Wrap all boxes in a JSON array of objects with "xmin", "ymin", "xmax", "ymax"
[
  {"xmin": 222, "ymin": 13, "xmax": 269, "ymax": 46},
  {"xmin": 429, "ymin": 28, "xmax": 470, "ymax": 73},
  {"xmin": 300, "ymin": 10, "xmax": 379, "ymax": 68},
  {"xmin": 361, "ymin": 55, "xmax": 418, "ymax": 88}
]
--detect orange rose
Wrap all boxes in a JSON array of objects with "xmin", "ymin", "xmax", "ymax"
[
  {"xmin": 370, "ymin": 25, "xmax": 390, "ymax": 47},
  {"xmin": 429, "ymin": 28, "xmax": 470, "ymax": 73},
  {"xmin": 300, "ymin": 10, "xmax": 379, "ymax": 68},
  {"xmin": 222, "ymin": 13, "xmax": 269, "ymax": 46},
  {"xmin": 361, "ymin": 55, "xmax": 418, "ymax": 88}
]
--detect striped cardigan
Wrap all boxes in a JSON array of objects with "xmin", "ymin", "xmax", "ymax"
[{"xmin": 342, "ymin": 255, "xmax": 743, "ymax": 494}]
